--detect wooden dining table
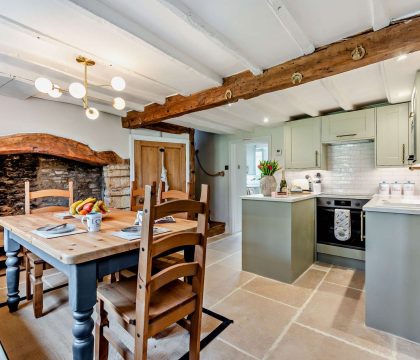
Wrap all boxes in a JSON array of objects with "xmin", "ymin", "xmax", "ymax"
[{"xmin": 0, "ymin": 209, "xmax": 197, "ymax": 360}]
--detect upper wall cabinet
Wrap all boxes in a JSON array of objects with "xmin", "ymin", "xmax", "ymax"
[
  {"xmin": 284, "ymin": 117, "xmax": 325, "ymax": 169},
  {"xmin": 321, "ymin": 108, "xmax": 375, "ymax": 143},
  {"xmin": 376, "ymin": 103, "xmax": 409, "ymax": 167}
]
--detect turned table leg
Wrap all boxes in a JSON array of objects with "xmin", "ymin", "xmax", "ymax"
[
  {"xmin": 69, "ymin": 262, "xmax": 97, "ymax": 360},
  {"xmin": 5, "ymin": 230, "xmax": 21, "ymax": 312}
]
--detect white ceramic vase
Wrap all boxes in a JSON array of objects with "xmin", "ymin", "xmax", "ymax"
[{"xmin": 260, "ymin": 175, "xmax": 277, "ymax": 196}]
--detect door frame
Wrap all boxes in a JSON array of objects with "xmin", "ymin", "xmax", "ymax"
[
  {"xmin": 129, "ymin": 134, "xmax": 190, "ymax": 188},
  {"xmin": 229, "ymin": 136, "xmax": 271, "ymax": 233}
]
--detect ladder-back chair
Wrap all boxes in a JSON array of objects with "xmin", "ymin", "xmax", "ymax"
[
  {"xmin": 24, "ymin": 180, "xmax": 73, "ymax": 318},
  {"xmin": 95, "ymin": 183, "xmax": 210, "ymax": 360}
]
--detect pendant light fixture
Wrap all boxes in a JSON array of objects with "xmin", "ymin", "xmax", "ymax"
[{"xmin": 34, "ymin": 55, "xmax": 126, "ymax": 120}]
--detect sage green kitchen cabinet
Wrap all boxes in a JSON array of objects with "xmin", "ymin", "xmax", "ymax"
[
  {"xmin": 321, "ymin": 108, "xmax": 375, "ymax": 143},
  {"xmin": 376, "ymin": 103, "xmax": 409, "ymax": 167},
  {"xmin": 284, "ymin": 117, "xmax": 325, "ymax": 169}
]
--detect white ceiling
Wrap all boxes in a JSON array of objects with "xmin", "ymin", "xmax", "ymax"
[{"xmin": 0, "ymin": 0, "xmax": 419, "ymax": 134}]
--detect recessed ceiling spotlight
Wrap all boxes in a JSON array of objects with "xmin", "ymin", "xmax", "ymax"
[
  {"xmin": 263, "ymin": 117, "xmax": 269, "ymax": 123},
  {"xmin": 397, "ymin": 54, "xmax": 408, "ymax": 62}
]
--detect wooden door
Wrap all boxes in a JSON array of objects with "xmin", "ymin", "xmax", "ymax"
[
  {"xmin": 376, "ymin": 103, "xmax": 409, "ymax": 167},
  {"xmin": 134, "ymin": 140, "xmax": 186, "ymax": 191}
]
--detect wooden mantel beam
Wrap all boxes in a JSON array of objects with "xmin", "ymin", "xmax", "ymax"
[{"xmin": 122, "ymin": 16, "xmax": 420, "ymax": 128}]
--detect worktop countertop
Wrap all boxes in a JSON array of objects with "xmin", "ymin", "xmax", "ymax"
[
  {"xmin": 241, "ymin": 193, "xmax": 317, "ymax": 203},
  {"xmin": 241, "ymin": 193, "xmax": 374, "ymax": 203},
  {"xmin": 364, "ymin": 195, "xmax": 420, "ymax": 215}
]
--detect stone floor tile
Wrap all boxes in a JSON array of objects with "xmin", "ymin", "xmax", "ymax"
[
  {"xmin": 204, "ymin": 263, "xmax": 254, "ymax": 308},
  {"xmin": 267, "ymin": 323, "xmax": 386, "ymax": 360},
  {"xmin": 208, "ymin": 233, "xmax": 241, "ymax": 255},
  {"xmin": 297, "ymin": 282, "xmax": 393, "ymax": 357},
  {"xmin": 212, "ymin": 289, "xmax": 296, "ymax": 359},
  {"xmin": 294, "ymin": 268, "xmax": 326, "ymax": 290},
  {"xmin": 324, "ymin": 265, "xmax": 365, "ymax": 290},
  {"xmin": 243, "ymin": 276, "xmax": 311, "ymax": 308},
  {"xmin": 396, "ymin": 337, "xmax": 420, "ymax": 360}
]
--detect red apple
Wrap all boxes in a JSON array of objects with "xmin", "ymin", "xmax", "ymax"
[{"xmin": 83, "ymin": 202, "xmax": 94, "ymax": 212}]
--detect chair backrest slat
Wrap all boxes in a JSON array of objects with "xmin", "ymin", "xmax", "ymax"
[
  {"xmin": 154, "ymin": 200, "xmax": 204, "ymax": 220},
  {"xmin": 151, "ymin": 232, "xmax": 201, "ymax": 258},
  {"xmin": 24, "ymin": 181, "xmax": 73, "ymax": 215},
  {"xmin": 150, "ymin": 262, "xmax": 198, "ymax": 293},
  {"xmin": 130, "ymin": 180, "xmax": 145, "ymax": 211}
]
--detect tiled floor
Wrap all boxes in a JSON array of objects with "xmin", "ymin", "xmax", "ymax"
[{"xmin": 1, "ymin": 232, "xmax": 420, "ymax": 359}]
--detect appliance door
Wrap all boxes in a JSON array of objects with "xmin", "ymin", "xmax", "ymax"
[{"xmin": 317, "ymin": 207, "xmax": 365, "ymax": 250}]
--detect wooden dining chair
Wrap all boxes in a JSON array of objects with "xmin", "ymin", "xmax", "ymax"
[
  {"xmin": 24, "ymin": 180, "xmax": 73, "ymax": 318},
  {"xmin": 159, "ymin": 181, "xmax": 190, "ymax": 219},
  {"xmin": 130, "ymin": 180, "xmax": 145, "ymax": 211},
  {"xmin": 95, "ymin": 183, "xmax": 210, "ymax": 360}
]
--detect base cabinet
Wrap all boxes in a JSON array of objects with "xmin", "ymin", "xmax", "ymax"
[{"xmin": 376, "ymin": 103, "xmax": 409, "ymax": 167}]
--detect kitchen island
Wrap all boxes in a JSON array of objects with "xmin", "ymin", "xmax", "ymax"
[
  {"xmin": 241, "ymin": 194, "xmax": 316, "ymax": 283},
  {"xmin": 364, "ymin": 195, "xmax": 420, "ymax": 343}
]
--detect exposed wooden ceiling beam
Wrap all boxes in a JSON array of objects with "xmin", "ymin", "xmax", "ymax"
[
  {"xmin": 156, "ymin": 0, "xmax": 262, "ymax": 75},
  {"xmin": 122, "ymin": 16, "xmax": 420, "ymax": 128},
  {"xmin": 68, "ymin": 0, "xmax": 223, "ymax": 89},
  {"xmin": 141, "ymin": 122, "xmax": 191, "ymax": 134},
  {"xmin": 369, "ymin": 0, "xmax": 390, "ymax": 31},
  {"xmin": 265, "ymin": 0, "xmax": 315, "ymax": 55}
]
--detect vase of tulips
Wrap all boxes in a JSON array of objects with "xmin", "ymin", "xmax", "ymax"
[{"xmin": 258, "ymin": 160, "xmax": 280, "ymax": 196}]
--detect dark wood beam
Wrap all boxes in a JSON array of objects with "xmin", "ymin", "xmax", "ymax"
[
  {"xmin": 141, "ymin": 122, "xmax": 191, "ymax": 134},
  {"xmin": 0, "ymin": 133, "xmax": 128, "ymax": 166},
  {"xmin": 122, "ymin": 16, "xmax": 420, "ymax": 128}
]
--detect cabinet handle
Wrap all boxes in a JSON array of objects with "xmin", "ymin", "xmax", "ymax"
[
  {"xmin": 402, "ymin": 144, "xmax": 406, "ymax": 164},
  {"xmin": 315, "ymin": 150, "xmax": 319, "ymax": 167},
  {"xmin": 336, "ymin": 133, "xmax": 357, "ymax": 138}
]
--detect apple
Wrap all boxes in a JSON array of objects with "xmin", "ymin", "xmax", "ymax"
[{"xmin": 83, "ymin": 203, "xmax": 94, "ymax": 212}]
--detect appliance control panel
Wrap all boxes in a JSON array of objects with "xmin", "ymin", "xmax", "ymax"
[{"xmin": 317, "ymin": 197, "xmax": 369, "ymax": 209}]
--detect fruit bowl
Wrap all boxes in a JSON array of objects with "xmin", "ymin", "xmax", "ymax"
[{"xmin": 69, "ymin": 198, "xmax": 110, "ymax": 218}]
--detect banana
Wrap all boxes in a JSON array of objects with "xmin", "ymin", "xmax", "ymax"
[
  {"xmin": 92, "ymin": 201, "xmax": 101, "ymax": 213},
  {"xmin": 76, "ymin": 197, "xmax": 96, "ymax": 214},
  {"xmin": 70, "ymin": 200, "xmax": 83, "ymax": 215}
]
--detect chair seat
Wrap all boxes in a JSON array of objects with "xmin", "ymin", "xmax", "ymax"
[
  {"xmin": 97, "ymin": 278, "xmax": 196, "ymax": 325},
  {"xmin": 26, "ymin": 252, "xmax": 53, "ymax": 269}
]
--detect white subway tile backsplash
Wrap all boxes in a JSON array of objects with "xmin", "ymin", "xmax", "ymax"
[{"xmin": 286, "ymin": 142, "xmax": 420, "ymax": 195}]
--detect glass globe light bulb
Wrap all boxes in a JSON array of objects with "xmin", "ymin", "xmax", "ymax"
[
  {"xmin": 111, "ymin": 76, "xmax": 126, "ymax": 91},
  {"xmin": 35, "ymin": 77, "xmax": 53, "ymax": 93},
  {"xmin": 85, "ymin": 107, "xmax": 99, "ymax": 120},
  {"xmin": 69, "ymin": 82, "xmax": 86, "ymax": 99},
  {"xmin": 113, "ymin": 97, "xmax": 126, "ymax": 110},
  {"xmin": 48, "ymin": 85, "xmax": 62, "ymax": 98}
]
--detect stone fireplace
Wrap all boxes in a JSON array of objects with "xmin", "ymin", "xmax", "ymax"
[{"xmin": 0, "ymin": 133, "xmax": 130, "ymax": 218}]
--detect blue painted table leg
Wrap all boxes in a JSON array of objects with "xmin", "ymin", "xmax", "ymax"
[
  {"xmin": 4, "ymin": 229, "xmax": 21, "ymax": 312},
  {"xmin": 69, "ymin": 262, "xmax": 97, "ymax": 360}
]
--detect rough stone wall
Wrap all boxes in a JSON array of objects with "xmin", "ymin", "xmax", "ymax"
[
  {"xmin": 0, "ymin": 154, "xmax": 103, "ymax": 216},
  {"xmin": 103, "ymin": 164, "xmax": 130, "ymax": 210}
]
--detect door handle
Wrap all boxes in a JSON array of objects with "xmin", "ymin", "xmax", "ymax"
[
  {"xmin": 315, "ymin": 150, "xmax": 319, "ymax": 167},
  {"xmin": 360, "ymin": 211, "xmax": 365, "ymax": 242},
  {"xmin": 336, "ymin": 134, "xmax": 357, "ymax": 138},
  {"xmin": 402, "ymin": 144, "xmax": 406, "ymax": 164}
]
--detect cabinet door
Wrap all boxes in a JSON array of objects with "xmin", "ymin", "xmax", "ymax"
[
  {"xmin": 376, "ymin": 103, "xmax": 409, "ymax": 167},
  {"xmin": 285, "ymin": 117, "xmax": 322, "ymax": 169},
  {"xmin": 322, "ymin": 108, "xmax": 375, "ymax": 143}
]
